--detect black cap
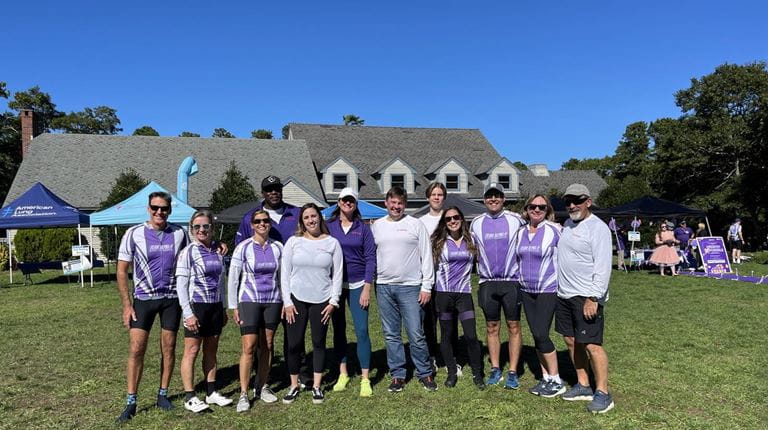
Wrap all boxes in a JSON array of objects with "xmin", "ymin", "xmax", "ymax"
[{"xmin": 261, "ymin": 175, "xmax": 283, "ymax": 190}]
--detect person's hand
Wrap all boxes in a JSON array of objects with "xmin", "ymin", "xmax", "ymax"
[
  {"xmin": 418, "ymin": 291, "xmax": 431, "ymax": 306},
  {"xmin": 217, "ymin": 242, "xmax": 229, "ymax": 256},
  {"xmin": 122, "ymin": 305, "xmax": 137, "ymax": 329},
  {"xmin": 359, "ymin": 283, "xmax": 372, "ymax": 309},
  {"xmin": 184, "ymin": 315, "xmax": 200, "ymax": 333},
  {"xmin": 583, "ymin": 299, "xmax": 598, "ymax": 320},
  {"xmin": 283, "ymin": 305, "xmax": 298, "ymax": 324},
  {"xmin": 233, "ymin": 309, "xmax": 242, "ymax": 326},
  {"xmin": 321, "ymin": 304, "xmax": 336, "ymax": 325}
]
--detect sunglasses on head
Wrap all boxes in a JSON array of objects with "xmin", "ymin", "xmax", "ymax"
[
  {"xmin": 527, "ymin": 204, "xmax": 548, "ymax": 211},
  {"xmin": 149, "ymin": 204, "xmax": 170, "ymax": 213},
  {"xmin": 444, "ymin": 214, "xmax": 463, "ymax": 222},
  {"xmin": 251, "ymin": 218, "xmax": 271, "ymax": 225},
  {"xmin": 564, "ymin": 195, "xmax": 589, "ymax": 206},
  {"xmin": 192, "ymin": 223, "xmax": 211, "ymax": 231}
]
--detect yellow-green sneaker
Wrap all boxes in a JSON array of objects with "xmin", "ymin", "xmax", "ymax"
[
  {"xmin": 333, "ymin": 374, "xmax": 350, "ymax": 392},
  {"xmin": 360, "ymin": 378, "xmax": 372, "ymax": 397}
]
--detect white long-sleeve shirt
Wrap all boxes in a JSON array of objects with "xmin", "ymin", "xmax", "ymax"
[
  {"xmin": 556, "ymin": 213, "xmax": 612, "ymax": 301},
  {"xmin": 371, "ymin": 215, "xmax": 434, "ymax": 292},
  {"xmin": 280, "ymin": 235, "xmax": 343, "ymax": 307}
]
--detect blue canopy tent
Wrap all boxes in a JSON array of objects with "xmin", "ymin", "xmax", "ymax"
[
  {"xmin": 321, "ymin": 199, "xmax": 387, "ymax": 220},
  {"xmin": 0, "ymin": 182, "xmax": 91, "ymax": 284},
  {"xmin": 90, "ymin": 181, "xmax": 196, "ymax": 226}
]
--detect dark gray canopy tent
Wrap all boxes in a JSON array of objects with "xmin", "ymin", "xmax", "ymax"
[
  {"xmin": 603, "ymin": 196, "xmax": 710, "ymax": 233},
  {"xmin": 412, "ymin": 194, "xmax": 487, "ymax": 219}
]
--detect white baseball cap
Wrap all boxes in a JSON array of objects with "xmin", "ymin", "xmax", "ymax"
[{"xmin": 338, "ymin": 187, "xmax": 358, "ymax": 201}]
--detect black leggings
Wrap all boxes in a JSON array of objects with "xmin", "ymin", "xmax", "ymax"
[
  {"xmin": 435, "ymin": 292, "xmax": 483, "ymax": 377},
  {"xmin": 520, "ymin": 290, "xmax": 557, "ymax": 354},
  {"xmin": 286, "ymin": 296, "xmax": 329, "ymax": 374}
]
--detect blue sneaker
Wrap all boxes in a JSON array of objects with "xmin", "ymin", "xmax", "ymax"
[
  {"xmin": 562, "ymin": 383, "xmax": 594, "ymax": 401},
  {"xmin": 587, "ymin": 390, "xmax": 614, "ymax": 413},
  {"xmin": 156, "ymin": 394, "xmax": 174, "ymax": 410},
  {"xmin": 528, "ymin": 379, "xmax": 548, "ymax": 396},
  {"xmin": 539, "ymin": 380, "xmax": 566, "ymax": 398},
  {"xmin": 486, "ymin": 367, "xmax": 502, "ymax": 385},
  {"xmin": 503, "ymin": 371, "xmax": 519, "ymax": 390},
  {"xmin": 116, "ymin": 403, "xmax": 137, "ymax": 423}
]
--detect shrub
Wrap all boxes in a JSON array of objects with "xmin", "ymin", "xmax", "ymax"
[
  {"xmin": 14, "ymin": 228, "xmax": 78, "ymax": 262},
  {"xmin": 0, "ymin": 242, "xmax": 9, "ymax": 271}
]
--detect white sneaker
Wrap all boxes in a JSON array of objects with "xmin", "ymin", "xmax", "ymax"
[
  {"xmin": 184, "ymin": 396, "xmax": 210, "ymax": 413},
  {"xmin": 456, "ymin": 365, "xmax": 463, "ymax": 377},
  {"xmin": 205, "ymin": 391, "xmax": 233, "ymax": 407},
  {"xmin": 260, "ymin": 386, "xmax": 278, "ymax": 403},
  {"xmin": 236, "ymin": 393, "xmax": 250, "ymax": 413}
]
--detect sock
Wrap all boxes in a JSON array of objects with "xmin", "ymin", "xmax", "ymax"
[
  {"xmin": 158, "ymin": 387, "xmax": 168, "ymax": 397},
  {"xmin": 551, "ymin": 374, "xmax": 562, "ymax": 384},
  {"xmin": 185, "ymin": 391, "xmax": 196, "ymax": 402},
  {"xmin": 126, "ymin": 393, "xmax": 137, "ymax": 405},
  {"xmin": 543, "ymin": 374, "xmax": 553, "ymax": 382},
  {"xmin": 207, "ymin": 381, "xmax": 216, "ymax": 396}
]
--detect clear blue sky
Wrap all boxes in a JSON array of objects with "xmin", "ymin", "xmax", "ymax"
[{"xmin": 3, "ymin": 0, "xmax": 766, "ymax": 168}]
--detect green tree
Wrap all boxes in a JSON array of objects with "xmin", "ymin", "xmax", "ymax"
[
  {"xmin": 209, "ymin": 161, "xmax": 257, "ymax": 246},
  {"xmin": 343, "ymin": 114, "xmax": 365, "ymax": 126},
  {"xmin": 613, "ymin": 121, "xmax": 651, "ymax": 181},
  {"xmin": 14, "ymin": 228, "xmax": 78, "ymax": 262},
  {"xmin": 0, "ymin": 82, "xmax": 8, "ymax": 99},
  {"xmin": 7, "ymin": 85, "xmax": 62, "ymax": 132},
  {"xmin": 97, "ymin": 169, "xmax": 149, "ymax": 260},
  {"xmin": 179, "ymin": 131, "xmax": 200, "ymax": 137},
  {"xmin": 212, "ymin": 128, "xmax": 235, "ymax": 138},
  {"xmin": 597, "ymin": 175, "xmax": 654, "ymax": 207},
  {"xmin": 561, "ymin": 156, "xmax": 615, "ymax": 178},
  {"xmin": 132, "ymin": 125, "xmax": 159, "ymax": 136},
  {"xmin": 512, "ymin": 161, "xmax": 528, "ymax": 171},
  {"xmin": 0, "ymin": 86, "xmax": 21, "ymax": 204},
  {"xmin": 53, "ymin": 106, "xmax": 122, "ymax": 134},
  {"xmin": 282, "ymin": 124, "xmax": 290, "ymax": 139},
  {"xmin": 251, "ymin": 129, "xmax": 273, "ymax": 139}
]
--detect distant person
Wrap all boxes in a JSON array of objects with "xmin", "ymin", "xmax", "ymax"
[
  {"xmin": 176, "ymin": 210, "xmax": 232, "ymax": 413},
  {"xmin": 280, "ymin": 203, "xmax": 343, "ymax": 405},
  {"xmin": 327, "ymin": 188, "xmax": 377, "ymax": 397},
  {"xmin": 728, "ymin": 218, "xmax": 745, "ymax": 264},
  {"xmin": 116, "ymin": 192, "xmax": 189, "ymax": 422},
  {"xmin": 556, "ymin": 184, "xmax": 614, "ymax": 414},
  {"xmin": 695, "ymin": 222, "xmax": 707, "ymax": 238},
  {"xmin": 650, "ymin": 223, "xmax": 680, "ymax": 276},
  {"xmin": 236, "ymin": 175, "xmax": 300, "ymax": 245},
  {"xmin": 372, "ymin": 186, "xmax": 437, "ymax": 392},
  {"xmin": 673, "ymin": 220, "xmax": 694, "ymax": 249},
  {"xmin": 470, "ymin": 182, "xmax": 525, "ymax": 389},
  {"xmin": 228, "ymin": 210, "xmax": 283, "ymax": 412}
]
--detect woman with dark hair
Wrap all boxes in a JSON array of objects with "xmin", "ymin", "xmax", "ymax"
[
  {"xmin": 281, "ymin": 203, "xmax": 343, "ymax": 404},
  {"xmin": 649, "ymin": 222, "xmax": 679, "ymax": 276},
  {"xmin": 327, "ymin": 188, "xmax": 376, "ymax": 397},
  {"xmin": 430, "ymin": 206, "xmax": 485, "ymax": 389},
  {"xmin": 515, "ymin": 194, "xmax": 565, "ymax": 398},
  {"xmin": 176, "ymin": 210, "xmax": 232, "ymax": 412},
  {"xmin": 228, "ymin": 209, "xmax": 283, "ymax": 412}
]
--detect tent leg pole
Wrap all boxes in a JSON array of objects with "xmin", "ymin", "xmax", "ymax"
[
  {"xmin": 89, "ymin": 224, "xmax": 94, "ymax": 288},
  {"xmin": 705, "ymin": 216, "xmax": 712, "ymax": 236},
  {"xmin": 78, "ymin": 224, "xmax": 84, "ymax": 288},
  {"xmin": 7, "ymin": 231, "xmax": 11, "ymax": 284}
]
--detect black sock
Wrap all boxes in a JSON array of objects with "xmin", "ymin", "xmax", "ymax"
[
  {"xmin": 207, "ymin": 381, "xmax": 216, "ymax": 396},
  {"xmin": 185, "ymin": 391, "xmax": 195, "ymax": 401}
]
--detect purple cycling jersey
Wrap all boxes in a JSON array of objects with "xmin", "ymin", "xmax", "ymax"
[
  {"xmin": 118, "ymin": 222, "xmax": 188, "ymax": 300},
  {"xmin": 176, "ymin": 241, "xmax": 225, "ymax": 303},
  {"xmin": 470, "ymin": 211, "xmax": 524, "ymax": 282},
  {"xmin": 435, "ymin": 238, "xmax": 473, "ymax": 294},
  {"xmin": 228, "ymin": 238, "xmax": 283, "ymax": 306},
  {"xmin": 515, "ymin": 221, "xmax": 560, "ymax": 294}
]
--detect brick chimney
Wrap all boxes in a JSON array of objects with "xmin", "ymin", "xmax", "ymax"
[{"xmin": 20, "ymin": 109, "xmax": 36, "ymax": 158}]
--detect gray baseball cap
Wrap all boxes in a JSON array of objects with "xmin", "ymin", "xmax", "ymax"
[
  {"xmin": 563, "ymin": 183, "xmax": 591, "ymax": 198},
  {"xmin": 484, "ymin": 182, "xmax": 505, "ymax": 196}
]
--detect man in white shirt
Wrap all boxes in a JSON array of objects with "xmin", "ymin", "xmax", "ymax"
[
  {"xmin": 555, "ymin": 184, "xmax": 614, "ymax": 414},
  {"xmin": 372, "ymin": 186, "xmax": 437, "ymax": 392}
]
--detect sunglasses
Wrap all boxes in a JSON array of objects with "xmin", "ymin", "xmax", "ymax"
[
  {"xmin": 149, "ymin": 204, "xmax": 170, "ymax": 213},
  {"xmin": 192, "ymin": 223, "xmax": 212, "ymax": 231},
  {"xmin": 444, "ymin": 214, "xmax": 463, "ymax": 222},
  {"xmin": 527, "ymin": 204, "xmax": 548, "ymax": 211},
  {"xmin": 251, "ymin": 218, "xmax": 271, "ymax": 225},
  {"xmin": 340, "ymin": 196, "xmax": 357, "ymax": 204},
  {"xmin": 564, "ymin": 196, "xmax": 589, "ymax": 206},
  {"xmin": 263, "ymin": 186, "xmax": 282, "ymax": 194}
]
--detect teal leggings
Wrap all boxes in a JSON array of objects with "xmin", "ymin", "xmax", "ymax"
[{"xmin": 332, "ymin": 287, "xmax": 371, "ymax": 370}]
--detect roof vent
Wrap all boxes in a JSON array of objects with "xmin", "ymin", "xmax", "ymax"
[{"xmin": 529, "ymin": 164, "xmax": 550, "ymax": 176}]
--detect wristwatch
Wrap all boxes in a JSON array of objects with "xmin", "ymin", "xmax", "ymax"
[{"xmin": 588, "ymin": 296, "xmax": 598, "ymax": 302}]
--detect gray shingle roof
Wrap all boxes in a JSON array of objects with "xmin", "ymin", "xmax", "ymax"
[
  {"xmin": 4, "ymin": 134, "xmax": 323, "ymax": 209},
  {"xmin": 519, "ymin": 170, "xmax": 608, "ymax": 201},
  {"xmin": 289, "ymin": 123, "xmax": 503, "ymax": 200}
]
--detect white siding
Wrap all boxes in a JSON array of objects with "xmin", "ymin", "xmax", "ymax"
[
  {"xmin": 381, "ymin": 160, "xmax": 415, "ymax": 194},
  {"xmin": 436, "ymin": 160, "xmax": 469, "ymax": 193},
  {"xmin": 489, "ymin": 160, "xmax": 519, "ymax": 194},
  {"xmin": 322, "ymin": 159, "xmax": 359, "ymax": 196},
  {"xmin": 282, "ymin": 182, "xmax": 326, "ymax": 207}
]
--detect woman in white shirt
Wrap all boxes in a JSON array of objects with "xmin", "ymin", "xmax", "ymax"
[{"xmin": 280, "ymin": 203, "xmax": 343, "ymax": 405}]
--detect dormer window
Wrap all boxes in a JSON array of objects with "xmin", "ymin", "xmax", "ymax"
[
  {"xmin": 332, "ymin": 174, "xmax": 348, "ymax": 191},
  {"xmin": 497, "ymin": 174, "xmax": 511, "ymax": 189},
  {"xmin": 445, "ymin": 174, "xmax": 460, "ymax": 191},
  {"xmin": 390, "ymin": 174, "xmax": 405, "ymax": 189}
]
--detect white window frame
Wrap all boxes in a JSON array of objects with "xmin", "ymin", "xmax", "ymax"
[
  {"xmin": 445, "ymin": 174, "xmax": 460, "ymax": 191},
  {"xmin": 497, "ymin": 174, "xmax": 511, "ymax": 189},
  {"xmin": 332, "ymin": 174, "xmax": 348, "ymax": 191},
  {"xmin": 390, "ymin": 174, "xmax": 406, "ymax": 189}
]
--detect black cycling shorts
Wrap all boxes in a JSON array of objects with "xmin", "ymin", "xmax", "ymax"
[
  {"xmin": 238, "ymin": 302, "xmax": 282, "ymax": 335},
  {"xmin": 184, "ymin": 302, "xmax": 225, "ymax": 338},
  {"xmin": 477, "ymin": 281, "xmax": 521, "ymax": 322},
  {"xmin": 130, "ymin": 298, "xmax": 181, "ymax": 332},
  {"xmin": 555, "ymin": 296, "xmax": 604, "ymax": 344}
]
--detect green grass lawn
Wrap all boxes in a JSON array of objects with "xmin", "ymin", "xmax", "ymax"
[{"xmin": 1, "ymin": 266, "xmax": 767, "ymax": 429}]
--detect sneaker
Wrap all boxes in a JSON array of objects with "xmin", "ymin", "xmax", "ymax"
[
  {"xmin": 388, "ymin": 378, "xmax": 405, "ymax": 393},
  {"xmin": 539, "ymin": 380, "xmax": 566, "ymax": 398},
  {"xmin": 282, "ymin": 386, "xmax": 301, "ymax": 404},
  {"xmin": 311, "ymin": 387, "xmax": 324, "ymax": 404},
  {"xmin": 156, "ymin": 394, "xmax": 173, "ymax": 410},
  {"xmin": 205, "ymin": 391, "xmax": 233, "ymax": 407},
  {"xmin": 260, "ymin": 386, "xmax": 278, "ymax": 403},
  {"xmin": 420, "ymin": 375, "xmax": 438, "ymax": 392},
  {"xmin": 184, "ymin": 396, "xmax": 210, "ymax": 413},
  {"xmin": 562, "ymin": 383, "xmax": 594, "ymax": 401},
  {"xmin": 333, "ymin": 373, "xmax": 350, "ymax": 392},
  {"xmin": 473, "ymin": 375, "xmax": 486, "ymax": 390},
  {"xmin": 587, "ymin": 390, "xmax": 615, "ymax": 414},
  {"xmin": 360, "ymin": 378, "xmax": 373, "ymax": 397},
  {"xmin": 455, "ymin": 364, "xmax": 463, "ymax": 377},
  {"xmin": 528, "ymin": 379, "xmax": 548, "ymax": 396},
  {"xmin": 445, "ymin": 373, "xmax": 458, "ymax": 388},
  {"xmin": 504, "ymin": 371, "xmax": 520, "ymax": 390},
  {"xmin": 487, "ymin": 367, "xmax": 503, "ymax": 385},
  {"xmin": 236, "ymin": 393, "xmax": 250, "ymax": 413},
  {"xmin": 116, "ymin": 403, "xmax": 137, "ymax": 423}
]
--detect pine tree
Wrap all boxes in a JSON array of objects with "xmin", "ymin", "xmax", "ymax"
[
  {"xmin": 209, "ymin": 161, "xmax": 257, "ymax": 246},
  {"xmin": 98, "ymin": 169, "xmax": 148, "ymax": 260}
]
